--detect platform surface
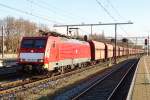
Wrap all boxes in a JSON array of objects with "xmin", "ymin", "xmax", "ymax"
[{"xmin": 132, "ymin": 56, "xmax": 150, "ymax": 100}]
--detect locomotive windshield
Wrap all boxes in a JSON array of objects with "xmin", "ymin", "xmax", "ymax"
[{"xmin": 21, "ymin": 39, "xmax": 46, "ymax": 48}]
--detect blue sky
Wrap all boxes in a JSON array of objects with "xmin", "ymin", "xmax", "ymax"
[{"xmin": 0, "ymin": 0, "xmax": 149, "ymax": 38}]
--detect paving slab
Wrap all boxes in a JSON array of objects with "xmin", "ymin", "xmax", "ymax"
[{"xmin": 132, "ymin": 56, "xmax": 150, "ymax": 100}]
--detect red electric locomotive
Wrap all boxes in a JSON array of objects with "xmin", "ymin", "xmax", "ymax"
[{"xmin": 18, "ymin": 35, "xmax": 91, "ymax": 73}]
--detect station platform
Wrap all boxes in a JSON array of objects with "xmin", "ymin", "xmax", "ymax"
[
  {"xmin": 0, "ymin": 54, "xmax": 17, "ymax": 67},
  {"xmin": 128, "ymin": 56, "xmax": 150, "ymax": 100}
]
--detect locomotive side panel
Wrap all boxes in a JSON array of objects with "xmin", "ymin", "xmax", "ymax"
[{"xmin": 46, "ymin": 37, "xmax": 91, "ymax": 71}]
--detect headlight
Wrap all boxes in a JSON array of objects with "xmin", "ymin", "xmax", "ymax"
[{"xmin": 37, "ymin": 59, "xmax": 44, "ymax": 62}]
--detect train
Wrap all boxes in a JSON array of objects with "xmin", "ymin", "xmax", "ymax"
[{"xmin": 18, "ymin": 32, "xmax": 144, "ymax": 74}]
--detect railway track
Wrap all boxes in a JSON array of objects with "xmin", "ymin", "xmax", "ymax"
[
  {"xmin": 0, "ymin": 57, "xmax": 139, "ymax": 99},
  {"xmin": 71, "ymin": 58, "xmax": 139, "ymax": 100},
  {"xmin": 0, "ymin": 59, "xmax": 112, "ymax": 99}
]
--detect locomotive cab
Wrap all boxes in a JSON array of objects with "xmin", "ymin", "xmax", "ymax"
[{"xmin": 18, "ymin": 37, "xmax": 48, "ymax": 73}]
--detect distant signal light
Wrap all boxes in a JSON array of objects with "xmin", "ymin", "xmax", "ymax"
[{"xmin": 145, "ymin": 39, "xmax": 148, "ymax": 45}]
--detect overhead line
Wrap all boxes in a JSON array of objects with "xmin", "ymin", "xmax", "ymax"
[
  {"xmin": 95, "ymin": 0, "xmax": 126, "ymax": 37},
  {"xmin": 105, "ymin": 0, "xmax": 130, "ymax": 37},
  {"xmin": 96, "ymin": 0, "xmax": 133, "ymax": 38},
  {"xmin": 26, "ymin": 0, "xmax": 69, "ymax": 23},
  {"xmin": 0, "ymin": 3, "xmax": 61, "ymax": 24},
  {"xmin": 95, "ymin": 0, "xmax": 117, "ymax": 21},
  {"xmin": 106, "ymin": 0, "xmax": 126, "ymax": 21},
  {"xmin": 35, "ymin": 0, "xmax": 86, "ymax": 21}
]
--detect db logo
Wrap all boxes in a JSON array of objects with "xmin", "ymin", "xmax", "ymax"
[{"xmin": 31, "ymin": 50, "xmax": 34, "ymax": 53}]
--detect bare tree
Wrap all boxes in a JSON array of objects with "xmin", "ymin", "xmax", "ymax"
[{"xmin": 0, "ymin": 16, "xmax": 49, "ymax": 53}]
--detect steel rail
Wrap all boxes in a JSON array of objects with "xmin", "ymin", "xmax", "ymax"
[
  {"xmin": 72, "ymin": 59, "xmax": 138, "ymax": 100},
  {"xmin": 0, "ymin": 60, "xmax": 110, "ymax": 96},
  {"xmin": 107, "ymin": 61, "xmax": 137, "ymax": 100}
]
